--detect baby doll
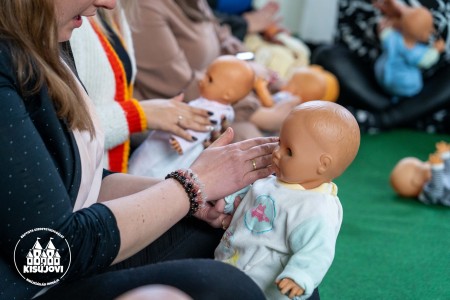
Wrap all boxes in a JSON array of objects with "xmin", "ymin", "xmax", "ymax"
[
  {"xmin": 215, "ymin": 101, "xmax": 361, "ymax": 299},
  {"xmin": 390, "ymin": 141, "xmax": 450, "ymax": 206},
  {"xmin": 374, "ymin": 1, "xmax": 445, "ymax": 99},
  {"xmin": 254, "ymin": 65, "xmax": 339, "ymax": 107},
  {"xmin": 128, "ymin": 55, "xmax": 255, "ymax": 178}
]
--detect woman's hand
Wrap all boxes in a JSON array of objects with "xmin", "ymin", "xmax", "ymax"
[
  {"xmin": 373, "ymin": 0, "xmax": 403, "ymax": 19},
  {"xmin": 244, "ymin": 1, "xmax": 281, "ymax": 34},
  {"xmin": 192, "ymin": 128, "xmax": 276, "ymax": 227},
  {"xmin": 140, "ymin": 94, "xmax": 214, "ymax": 141},
  {"xmin": 190, "ymin": 127, "xmax": 278, "ymax": 201},
  {"xmin": 250, "ymin": 97, "xmax": 300, "ymax": 132}
]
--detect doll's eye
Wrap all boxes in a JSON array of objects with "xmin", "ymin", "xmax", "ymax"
[
  {"xmin": 208, "ymin": 75, "xmax": 213, "ymax": 83},
  {"xmin": 287, "ymin": 148, "xmax": 292, "ymax": 156}
]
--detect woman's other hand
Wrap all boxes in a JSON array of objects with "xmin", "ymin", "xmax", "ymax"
[
  {"xmin": 191, "ymin": 128, "xmax": 277, "ymax": 227},
  {"xmin": 140, "ymin": 94, "xmax": 214, "ymax": 141},
  {"xmin": 190, "ymin": 127, "xmax": 277, "ymax": 201}
]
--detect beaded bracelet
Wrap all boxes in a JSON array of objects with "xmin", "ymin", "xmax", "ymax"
[{"xmin": 165, "ymin": 169, "xmax": 207, "ymax": 217}]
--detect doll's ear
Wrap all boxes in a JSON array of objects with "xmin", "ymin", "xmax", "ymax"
[{"xmin": 318, "ymin": 154, "xmax": 332, "ymax": 175}]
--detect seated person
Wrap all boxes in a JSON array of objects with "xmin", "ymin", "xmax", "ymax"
[
  {"xmin": 132, "ymin": 0, "xmax": 300, "ymax": 143},
  {"xmin": 208, "ymin": 0, "xmax": 311, "ymax": 79},
  {"xmin": 312, "ymin": 0, "xmax": 450, "ymax": 134},
  {"xmin": 215, "ymin": 101, "xmax": 360, "ymax": 299}
]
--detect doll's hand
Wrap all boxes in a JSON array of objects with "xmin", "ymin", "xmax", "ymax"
[
  {"xmin": 434, "ymin": 38, "xmax": 446, "ymax": 53},
  {"xmin": 221, "ymin": 35, "xmax": 246, "ymax": 55},
  {"xmin": 435, "ymin": 141, "xmax": 450, "ymax": 154},
  {"xmin": 428, "ymin": 152, "xmax": 443, "ymax": 165},
  {"xmin": 140, "ymin": 94, "xmax": 214, "ymax": 141},
  {"xmin": 194, "ymin": 198, "xmax": 233, "ymax": 229},
  {"xmin": 170, "ymin": 137, "xmax": 183, "ymax": 155},
  {"xmin": 276, "ymin": 278, "xmax": 304, "ymax": 299}
]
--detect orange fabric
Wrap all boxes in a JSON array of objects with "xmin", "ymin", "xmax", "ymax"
[{"xmin": 89, "ymin": 19, "xmax": 146, "ymax": 173}]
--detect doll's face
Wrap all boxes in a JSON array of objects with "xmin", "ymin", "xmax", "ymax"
[
  {"xmin": 199, "ymin": 56, "xmax": 254, "ymax": 105},
  {"xmin": 272, "ymin": 101, "xmax": 360, "ymax": 189},
  {"xmin": 401, "ymin": 7, "xmax": 434, "ymax": 43},
  {"xmin": 390, "ymin": 157, "xmax": 432, "ymax": 197},
  {"xmin": 272, "ymin": 112, "xmax": 324, "ymax": 187}
]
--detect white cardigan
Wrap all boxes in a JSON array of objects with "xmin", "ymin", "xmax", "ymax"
[{"xmin": 70, "ymin": 12, "xmax": 137, "ymax": 168}]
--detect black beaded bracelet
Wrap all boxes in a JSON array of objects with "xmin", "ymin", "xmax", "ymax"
[{"xmin": 165, "ymin": 169, "xmax": 206, "ymax": 217}]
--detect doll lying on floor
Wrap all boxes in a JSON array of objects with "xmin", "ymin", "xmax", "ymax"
[
  {"xmin": 390, "ymin": 141, "xmax": 450, "ymax": 206},
  {"xmin": 373, "ymin": 0, "xmax": 445, "ymax": 99},
  {"xmin": 128, "ymin": 55, "xmax": 255, "ymax": 178},
  {"xmin": 215, "ymin": 101, "xmax": 360, "ymax": 299}
]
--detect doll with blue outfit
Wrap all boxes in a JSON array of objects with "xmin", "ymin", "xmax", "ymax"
[
  {"xmin": 374, "ymin": 1, "xmax": 445, "ymax": 100},
  {"xmin": 215, "ymin": 101, "xmax": 361, "ymax": 299}
]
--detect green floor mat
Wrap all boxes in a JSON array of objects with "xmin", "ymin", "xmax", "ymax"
[{"xmin": 320, "ymin": 130, "xmax": 450, "ymax": 300}]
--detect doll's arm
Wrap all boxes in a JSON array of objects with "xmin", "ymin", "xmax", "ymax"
[
  {"xmin": 436, "ymin": 141, "xmax": 450, "ymax": 177},
  {"xmin": 253, "ymin": 77, "xmax": 274, "ymax": 107},
  {"xmin": 223, "ymin": 186, "xmax": 251, "ymax": 214},
  {"xmin": 419, "ymin": 153, "xmax": 445, "ymax": 204},
  {"xmin": 277, "ymin": 218, "xmax": 336, "ymax": 299}
]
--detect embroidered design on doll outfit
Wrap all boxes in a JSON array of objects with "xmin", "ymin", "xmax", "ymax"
[{"xmin": 244, "ymin": 195, "xmax": 276, "ymax": 234}]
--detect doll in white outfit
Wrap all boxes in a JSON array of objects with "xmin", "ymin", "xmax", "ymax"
[
  {"xmin": 215, "ymin": 101, "xmax": 361, "ymax": 299},
  {"xmin": 128, "ymin": 55, "xmax": 255, "ymax": 178}
]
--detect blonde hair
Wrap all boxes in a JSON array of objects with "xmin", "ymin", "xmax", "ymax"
[{"xmin": 0, "ymin": 0, "xmax": 95, "ymax": 136}]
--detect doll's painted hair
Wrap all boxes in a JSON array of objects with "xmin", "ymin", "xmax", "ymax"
[{"xmin": 296, "ymin": 101, "xmax": 361, "ymax": 178}]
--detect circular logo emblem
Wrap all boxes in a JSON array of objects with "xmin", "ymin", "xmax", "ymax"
[{"xmin": 14, "ymin": 228, "xmax": 71, "ymax": 286}]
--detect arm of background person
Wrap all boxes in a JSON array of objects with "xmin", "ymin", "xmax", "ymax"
[{"xmin": 132, "ymin": 2, "xmax": 203, "ymax": 101}]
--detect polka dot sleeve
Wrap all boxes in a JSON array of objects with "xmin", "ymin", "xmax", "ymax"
[{"xmin": 0, "ymin": 44, "xmax": 120, "ymax": 296}]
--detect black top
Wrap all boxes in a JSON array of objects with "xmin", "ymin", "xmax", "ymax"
[{"xmin": 0, "ymin": 40, "xmax": 120, "ymax": 299}]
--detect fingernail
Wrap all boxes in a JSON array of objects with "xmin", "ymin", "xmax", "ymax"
[
  {"xmin": 191, "ymin": 136, "xmax": 198, "ymax": 141},
  {"xmin": 210, "ymin": 119, "xmax": 218, "ymax": 125},
  {"xmin": 207, "ymin": 111, "xmax": 214, "ymax": 116}
]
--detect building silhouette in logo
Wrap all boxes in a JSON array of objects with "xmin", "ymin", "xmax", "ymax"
[{"xmin": 26, "ymin": 238, "xmax": 61, "ymax": 266}]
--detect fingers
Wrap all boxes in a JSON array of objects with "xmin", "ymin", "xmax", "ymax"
[
  {"xmin": 247, "ymin": 153, "xmax": 273, "ymax": 172},
  {"xmin": 208, "ymin": 127, "xmax": 234, "ymax": 148},
  {"xmin": 235, "ymin": 136, "xmax": 279, "ymax": 151},
  {"xmin": 171, "ymin": 93, "xmax": 184, "ymax": 102}
]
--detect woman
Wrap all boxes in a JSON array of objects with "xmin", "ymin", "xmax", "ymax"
[
  {"xmin": 132, "ymin": 0, "xmax": 300, "ymax": 141},
  {"xmin": 0, "ymin": 0, "xmax": 276, "ymax": 299},
  {"xmin": 70, "ymin": 1, "xmax": 215, "ymax": 173}
]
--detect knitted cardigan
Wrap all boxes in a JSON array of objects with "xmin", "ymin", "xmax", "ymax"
[{"xmin": 70, "ymin": 13, "xmax": 146, "ymax": 173}]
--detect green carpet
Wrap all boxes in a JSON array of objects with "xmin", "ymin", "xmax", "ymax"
[{"xmin": 320, "ymin": 130, "xmax": 450, "ymax": 300}]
